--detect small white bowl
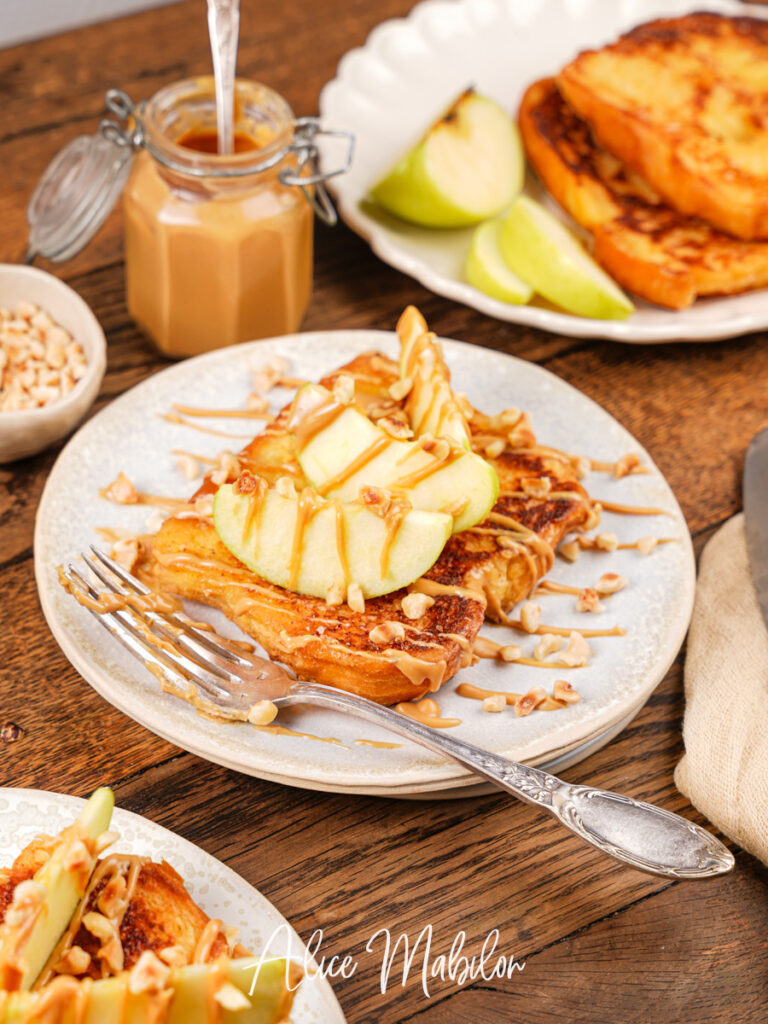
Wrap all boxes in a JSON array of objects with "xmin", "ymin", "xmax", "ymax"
[{"xmin": 0, "ymin": 264, "xmax": 106, "ymax": 462}]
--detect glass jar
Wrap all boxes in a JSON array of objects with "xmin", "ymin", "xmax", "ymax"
[
  {"xmin": 26, "ymin": 81, "xmax": 353, "ymax": 358},
  {"xmin": 123, "ymin": 77, "xmax": 313, "ymax": 357}
]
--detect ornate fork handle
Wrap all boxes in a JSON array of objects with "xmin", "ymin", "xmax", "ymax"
[{"xmin": 284, "ymin": 683, "xmax": 733, "ymax": 880}]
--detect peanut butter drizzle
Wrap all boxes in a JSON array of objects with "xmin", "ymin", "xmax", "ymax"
[
  {"xmin": 241, "ymin": 484, "xmax": 266, "ymax": 548},
  {"xmin": 379, "ymin": 505, "xmax": 405, "ymax": 578},
  {"xmin": 411, "ymin": 378, "xmax": 441, "ymax": 435},
  {"xmin": 193, "ymin": 919, "xmax": 227, "ymax": 964},
  {"xmin": 172, "ymin": 403, "xmax": 273, "ymax": 421},
  {"xmin": 502, "ymin": 617, "xmax": 625, "ymax": 639},
  {"xmin": 355, "ymin": 738, "xmax": 403, "ymax": 749},
  {"xmin": 390, "ymin": 447, "xmax": 462, "ymax": 490},
  {"xmin": 172, "ymin": 448, "xmax": 217, "ymax": 465},
  {"xmin": 395, "ymin": 697, "xmax": 461, "ymax": 729},
  {"xmin": 162, "ymin": 412, "xmax": 253, "ymax": 439},
  {"xmin": 472, "ymin": 635, "xmax": 585, "ymax": 669},
  {"xmin": 596, "ymin": 499, "xmax": 671, "ymax": 517},
  {"xmin": 99, "ymin": 486, "xmax": 188, "ymax": 512},
  {"xmin": 58, "ymin": 567, "xmax": 182, "ymax": 617},
  {"xmin": 534, "ymin": 580, "xmax": 583, "ymax": 597},
  {"xmin": 485, "ymin": 511, "xmax": 556, "ymax": 574},
  {"xmin": 334, "ymin": 501, "xmax": 351, "ymax": 585},
  {"xmin": 316, "ymin": 436, "xmax": 392, "ymax": 496},
  {"xmin": 288, "ymin": 488, "xmax": 324, "ymax": 590},
  {"xmin": 386, "ymin": 650, "xmax": 447, "ymax": 692},
  {"xmin": 409, "ymin": 577, "xmax": 486, "ymax": 604},
  {"xmin": 457, "ymin": 682, "xmax": 521, "ymax": 705},
  {"xmin": 288, "ymin": 394, "xmax": 346, "ymax": 451}
]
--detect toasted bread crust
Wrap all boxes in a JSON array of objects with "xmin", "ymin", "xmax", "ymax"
[
  {"xmin": 557, "ymin": 13, "xmax": 768, "ymax": 241},
  {"xmin": 519, "ymin": 77, "xmax": 768, "ymax": 309}
]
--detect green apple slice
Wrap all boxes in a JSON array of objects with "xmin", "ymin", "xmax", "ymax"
[
  {"xmin": 499, "ymin": 196, "xmax": 634, "ymax": 320},
  {"xmin": 290, "ymin": 384, "xmax": 498, "ymax": 534},
  {"xmin": 396, "ymin": 308, "xmax": 471, "ymax": 448},
  {"xmin": 370, "ymin": 90, "xmax": 524, "ymax": 227},
  {"xmin": 465, "ymin": 219, "xmax": 533, "ymax": 304},
  {"xmin": 214, "ymin": 478, "xmax": 452, "ymax": 599},
  {"xmin": 0, "ymin": 787, "xmax": 114, "ymax": 992},
  {"xmin": 0, "ymin": 957, "xmax": 299, "ymax": 1024}
]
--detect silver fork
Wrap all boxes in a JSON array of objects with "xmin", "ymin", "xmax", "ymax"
[{"xmin": 61, "ymin": 548, "xmax": 734, "ymax": 880}]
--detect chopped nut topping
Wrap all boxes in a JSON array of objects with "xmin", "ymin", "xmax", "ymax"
[
  {"xmin": 453, "ymin": 391, "xmax": 474, "ymax": 419},
  {"xmin": 636, "ymin": 535, "xmax": 658, "ymax": 555},
  {"xmin": 62, "ymin": 839, "xmax": 90, "ymax": 873},
  {"xmin": 325, "ymin": 582, "xmax": 344, "ymax": 607},
  {"xmin": 553, "ymin": 679, "xmax": 582, "ymax": 704},
  {"xmin": 94, "ymin": 830, "xmax": 120, "ymax": 856},
  {"xmin": 515, "ymin": 688, "xmax": 547, "ymax": 717},
  {"xmin": 533, "ymin": 633, "xmax": 563, "ymax": 661},
  {"xmin": 418, "ymin": 433, "xmax": 450, "ymax": 461},
  {"xmin": 378, "ymin": 415, "xmax": 413, "ymax": 440},
  {"xmin": 496, "ymin": 534, "xmax": 521, "ymax": 550},
  {"xmin": 128, "ymin": 951, "xmax": 170, "ymax": 995},
  {"xmin": 559, "ymin": 540, "xmax": 580, "ymax": 563},
  {"xmin": 332, "ymin": 373, "xmax": 356, "ymax": 404},
  {"xmin": 251, "ymin": 355, "xmax": 290, "ymax": 393},
  {"xmin": 499, "ymin": 645, "xmax": 522, "ymax": 662},
  {"xmin": 520, "ymin": 601, "xmax": 541, "ymax": 633},
  {"xmin": 97, "ymin": 872, "xmax": 127, "ymax": 917},
  {"xmin": 5, "ymin": 880, "xmax": 45, "ymax": 926},
  {"xmin": 367, "ymin": 400, "xmax": 399, "ymax": 420},
  {"xmin": 360, "ymin": 486, "xmax": 393, "ymax": 514},
  {"xmin": 613, "ymin": 453, "xmax": 641, "ymax": 479},
  {"xmin": 145, "ymin": 510, "xmax": 166, "ymax": 534},
  {"xmin": 193, "ymin": 494, "xmax": 214, "ymax": 518},
  {"xmin": 521, "ymin": 477, "xmax": 552, "ymax": 499},
  {"xmin": 595, "ymin": 572, "xmax": 628, "ymax": 595},
  {"xmin": 176, "ymin": 453, "xmax": 200, "ymax": 480},
  {"xmin": 274, "ymin": 476, "xmax": 297, "ymax": 499},
  {"xmin": 442, "ymin": 497, "xmax": 469, "ymax": 518},
  {"xmin": 595, "ymin": 532, "xmax": 619, "ymax": 552},
  {"xmin": 209, "ymin": 451, "xmax": 241, "ymax": 487},
  {"xmin": 369, "ymin": 621, "xmax": 406, "ymax": 645},
  {"xmin": 233, "ymin": 470, "xmax": 264, "ymax": 496},
  {"xmin": 560, "ymin": 631, "xmax": 591, "ymax": 667},
  {"xmin": 582, "ymin": 503, "xmax": 602, "ymax": 531},
  {"xmin": 347, "ymin": 582, "xmax": 365, "ymax": 614},
  {"xmin": 484, "ymin": 438, "xmax": 505, "ymax": 459},
  {"xmin": 111, "ymin": 537, "xmax": 139, "ymax": 573},
  {"xmin": 247, "ymin": 700, "xmax": 278, "ymax": 726},
  {"xmin": 104, "ymin": 472, "xmax": 138, "ymax": 505},
  {"xmin": 56, "ymin": 946, "xmax": 91, "ymax": 976},
  {"xmin": 388, "ymin": 377, "xmax": 413, "ymax": 401},
  {"xmin": 401, "ymin": 592, "xmax": 434, "ymax": 620},
  {"xmin": 214, "ymin": 981, "xmax": 251, "ymax": 1011},
  {"xmin": 481, "ymin": 694, "xmax": 506, "ymax": 713},
  {"xmin": 158, "ymin": 945, "xmax": 188, "ymax": 968},
  {"xmin": 83, "ymin": 912, "xmax": 117, "ymax": 942},
  {"xmin": 101, "ymin": 937, "xmax": 124, "ymax": 974},
  {"xmin": 576, "ymin": 588, "xmax": 605, "ymax": 613},
  {"xmin": 571, "ymin": 455, "xmax": 591, "ymax": 479},
  {"xmin": 246, "ymin": 392, "xmax": 270, "ymax": 413},
  {"xmin": 0, "ymin": 301, "xmax": 87, "ymax": 412}
]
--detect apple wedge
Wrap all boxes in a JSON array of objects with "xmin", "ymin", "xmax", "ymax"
[
  {"xmin": 290, "ymin": 384, "xmax": 498, "ymax": 534},
  {"xmin": 396, "ymin": 307, "xmax": 471, "ymax": 448},
  {"xmin": 0, "ymin": 787, "xmax": 114, "ymax": 992},
  {"xmin": 499, "ymin": 196, "xmax": 634, "ymax": 320},
  {"xmin": 214, "ymin": 475, "xmax": 452, "ymax": 599},
  {"xmin": 465, "ymin": 219, "xmax": 533, "ymax": 305},
  {"xmin": 370, "ymin": 89, "xmax": 524, "ymax": 227},
  {"xmin": 0, "ymin": 956, "xmax": 300, "ymax": 1024}
]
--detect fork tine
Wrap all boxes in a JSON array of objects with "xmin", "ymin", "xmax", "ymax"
[
  {"xmin": 65, "ymin": 563, "xmax": 236, "ymax": 703},
  {"xmin": 81, "ymin": 552, "xmax": 239, "ymax": 685},
  {"xmin": 89, "ymin": 546, "xmax": 266, "ymax": 669}
]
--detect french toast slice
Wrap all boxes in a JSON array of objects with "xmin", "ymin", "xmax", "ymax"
[
  {"xmin": 137, "ymin": 352, "xmax": 589, "ymax": 705},
  {"xmin": 557, "ymin": 13, "xmax": 768, "ymax": 241},
  {"xmin": 519, "ymin": 77, "xmax": 768, "ymax": 310}
]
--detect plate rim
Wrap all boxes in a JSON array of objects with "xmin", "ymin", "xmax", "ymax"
[
  {"xmin": 0, "ymin": 786, "xmax": 347, "ymax": 1023},
  {"xmin": 34, "ymin": 329, "xmax": 696, "ymax": 794},
  {"xmin": 318, "ymin": 0, "xmax": 767, "ymax": 344}
]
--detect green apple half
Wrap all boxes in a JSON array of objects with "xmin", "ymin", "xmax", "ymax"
[
  {"xmin": 0, "ymin": 787, "xmax": 115, "ymax": 992},
  {"xmin": 499, "ymin": 196, "xmax": 634, "ymax": 320},
  {"xmin": 396, "ymin": 307, "xmax": 471, "ymax": 448},
  {"xmin": 370, "ymin": 90, "xmax": 524, "ymax": 227},
  {"xmin": 214, "ymin": 481, "xmax": 452, "ymax": 599},
  {"xmin": 465, "ymin": 219, "xmax": 533, "ymax": 305},
  {"xmin": 0, "ymin": 957, "xmax": 298, "ymax": 1024},
  {"xmin": 291, "ymin": 384, "xmax": 498, "ymax": 534}
]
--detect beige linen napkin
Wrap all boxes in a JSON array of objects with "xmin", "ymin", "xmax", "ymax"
[{"xmin": 675, "ymin": 513, "xmax": 768, "ymax": 864}]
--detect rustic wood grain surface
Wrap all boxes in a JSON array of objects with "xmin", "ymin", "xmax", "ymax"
[{"xmin": 1, "ymin": 2, "xmax": 767, "ymax": 1021}]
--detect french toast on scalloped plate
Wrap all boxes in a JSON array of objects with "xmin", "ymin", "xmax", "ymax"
[
  {"xmin": 557, "ymin": 12, "xmax": 768, "ymax": 242},
  {"xmin": 519, "ymin": 77, "xmax": 768, "ymax": 311},
  {"xmin": 137, "ymin": 350, "xmax": 590, "ymax": 706}
]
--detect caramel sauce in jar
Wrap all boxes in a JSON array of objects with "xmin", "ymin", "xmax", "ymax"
[{"xmin": 123, "ymin": 77, "xmax": 313, "ymax": 357}]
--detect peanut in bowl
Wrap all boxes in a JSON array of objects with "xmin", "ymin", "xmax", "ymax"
[{"xmin": 0, "ymin": 264, "xmax": 106, "ymax": 462}]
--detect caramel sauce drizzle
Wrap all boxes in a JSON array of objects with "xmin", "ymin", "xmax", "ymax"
[
  {"xmin": 395, "ymin": 697, "xmax": 461, "ymax": 729},
  {"xmin": 288, "ymin": 393, "xmax": 346, "ymax": 451},
  {"xmin": 390, "ymin": 447, "xmax": 462, "ymax": 490},
  {"xmin": 596, "ymin": 499, "xmax": 671, "ymax": 517},
  {"xmin": 288, "ymin": 488, "xmax": 324, "ymax": 590},
  {"xmin": 386, "ymin": 650, "xmax": 447, "ymax": 692},
  {"xmin": 162, "ymin": 412, "xmax": 254, "ymax": 439},
  {"xmin": 355, "ymin": 738, "xmax": 403, "ymax": 749},
  {"xmin": 409, "ymin": 577, "xmax": 486, "ymax": 605},
  {"xmin": 334, "ymin": 502, "xmax": 351, "ymax": 585},
  {"xmin": 500, "ymin": 617, "xmax": 625, "ymax": 639},
  {"xmin": 99, "ymin": 486, "xmax": 188, "ymax": 513},
  {"xmin": 472, "ymin": 634, "xmax": 586, "ymax": 669},
  {"xmin": 316, "ymin": 436, "xmax": 392, "ymax": 496},
  {"xmin": 172, "ymin": 403, "xmax": 273, "ymax": 421}
]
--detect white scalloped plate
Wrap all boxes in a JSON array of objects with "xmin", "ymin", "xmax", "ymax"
[
  {"xmin": 0, "ymin": 788, "xmax": 346, "ymax": 1023},
  {"xmin": 35, "ymin": 331, "xmax": 695, "ymax": 796},
  {"xmin": 319, "ymin": 0, "xmax": 768, "ymax": 343}
]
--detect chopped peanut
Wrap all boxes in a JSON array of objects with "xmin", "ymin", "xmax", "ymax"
[
  {"xmin": 247, "ymin": 700, "xmax": 278, "ymax": 726},
  {"xmin": 128, "ymin": 951, "xmax": 170, "ymax": 995},
  {"xmin": 576, "ymin": 588, "xmax": 605, "ymax": 614},
  {"xmin": 521, "ymin": 477, "xmax": 552, "ymax": 499},
  {"xmin": 520, "ymin": 601, "xmax": 541, "ymax": 633},
  {"xmin": 332, "ymin": 374, "xmax": 355, "ymax": 404},
  {"xmin": 369, "ymin": 621, "xmax": 406, "ymax": 645},
  {"xmin": 176, "ymin": 453, "xmax": 199, "ymax": 480},
  {"xmin": 274, "ymin": 476, "xmax": 297, "ymax": 499},
  {"xmin": 158, "ymin": 946, "xmax": 188, "ymax": 968},
  {"xmin": 481, "ymin": 694, "xmax": 506, "ymax": 713},
  {"xmin": 56, "ymin": 946, "xmax": 91, "ymax": 976},
  {"xmin": 595, "ymin": 532, "xmax": 619, "ymax": 552},
  {"xmin": 499, "ymin": 645, "xmax": 522, "ymax": 662},
  {"xmin": 388, "ymin": 377, "xmax": 413, "ymax": 401},
  {"xmin": 553, "ymin": 679, "xmax": 582, "ymax": 704},
  {"xmin": 533, "ymin": 633, "xmax": 563, "ymax": 661},
  {"xmin": 613, "ymin": 453, "xmax": 641, "ymax": 479},
  {"xmin": 214, "ymin": 982, "xmax": 251, "ymax": 1011},
  {"xmin": 636, "ymin": 535, "xmax": 658, "ymax": 555},
  {"xmin": 103, "ymin": 472, "xmax": 138, "ymax": 505},
  {"xmin": 560, "ymin": 631, "xmax": 591, "ymax": 667},
  {"xmin": 484, "ymin": 438, "xmax": 505, "ymax": 459},
  {"xmin": 347, "ymin": 582, "xmax": 365, "ymax": 614},
  {"xmin": 559, "ymin": 540, "xmax": 580, "ymax": 563},
  {"xmin": 325, "ymin": 582, "xmax": 344, "ymax": 607},
  {"xmin": 401, "ymin": 592, "xmax": 435, "ymax": 620},
  {"xmin": 112, "ymin": 537, "xmax": 139, "ymax": 573},
  {"xmin": 595, "ymin": 572, "xmax": 628, "ymax": 595}
]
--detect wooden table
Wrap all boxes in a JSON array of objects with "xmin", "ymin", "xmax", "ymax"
[{"xmin": 2, "ymin": 2, "xmax": 768, "ymax": 1020}]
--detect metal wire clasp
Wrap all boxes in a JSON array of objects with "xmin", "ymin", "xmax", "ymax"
[{"xmin": 97, "ymin": 89, "xmax": 353, "ymax": 225}]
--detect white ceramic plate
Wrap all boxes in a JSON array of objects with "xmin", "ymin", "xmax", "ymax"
[
  {"xmin": 35, "ymin": 331, "xmax": 695, "ymax": 795},
  {"xmin": 318, "ymin": 0, "xmax": 768, "ymax": 343},
  {"xmin": 0, "ymin": 787, "xmax": 345, "ymax": 1023}
]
